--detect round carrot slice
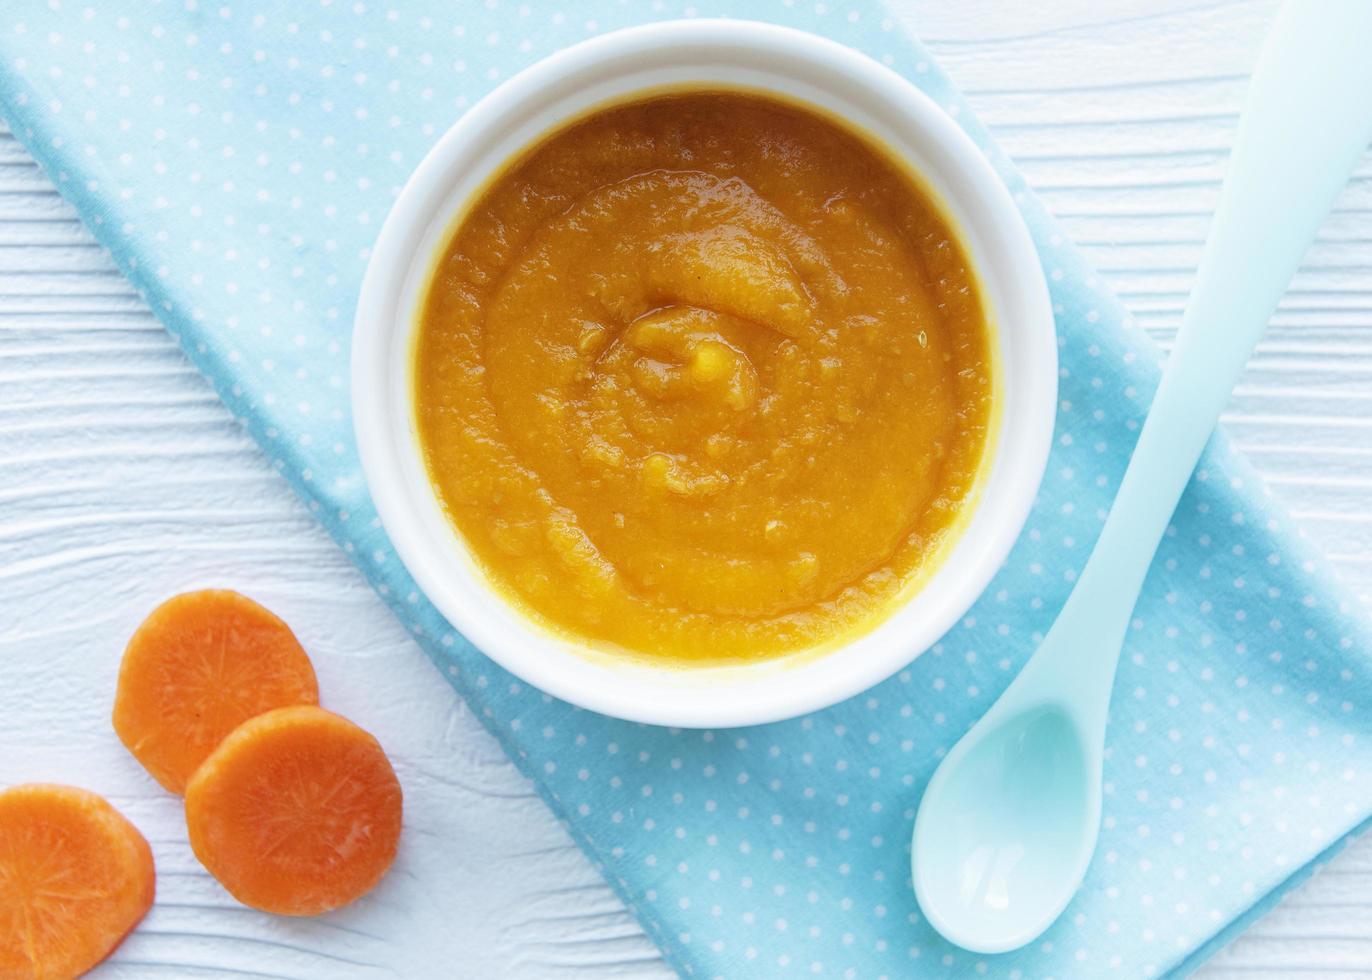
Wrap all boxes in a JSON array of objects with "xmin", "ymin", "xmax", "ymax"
[
  {"xmin": 0, "ymin": 784, "xmax": 155, "ymax": 980},
  {"xmin": 113, "ymin": 590, "xmax": 319, "ymax": 794},
  {"xmin": 185, "ymin": 705, "xmax": 403, "ymax": 916}
]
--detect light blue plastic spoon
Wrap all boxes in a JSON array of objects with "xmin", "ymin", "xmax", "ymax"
[{"xmin": 912, "ymin": 0, "xmax": 1372, "ymax": 954}]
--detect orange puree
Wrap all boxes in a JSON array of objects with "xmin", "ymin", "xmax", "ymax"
[{"xmin": 413, "ymin": 90, "xmax": 994, "ymax": 664}]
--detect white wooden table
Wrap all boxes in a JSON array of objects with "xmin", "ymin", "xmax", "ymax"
[{"xmin": 2, "ymin": 1, "xmax": 1369, "ymax": 976}]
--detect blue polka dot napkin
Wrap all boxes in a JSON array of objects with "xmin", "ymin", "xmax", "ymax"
[{"xmin": 3, "ymin": 2, "xmax": 1370, "ymax": 976}]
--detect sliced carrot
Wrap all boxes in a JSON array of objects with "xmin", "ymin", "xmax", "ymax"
[
  {"xmin": 0, "ymin": 784, "xmax": 155, "ymax": 980},
  {"xmin": 185, "ymin": 705, "xmax": 403, "ymax": 916},
  {"xmin": 113, "ymin": 590, "xmax": 319, "ymax": 794}
]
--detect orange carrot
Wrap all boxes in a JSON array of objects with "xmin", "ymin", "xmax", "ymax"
[
  {"xmin": 184, "ymin": 705, "xmax": 403, "ymax": 916},
  {"xmin": 113, "ymin": 590, "xmax": 319, "ymax": 794},
  {"xmin": 0, "ymin": 784, "xmax": 155, "ymax": 980}
]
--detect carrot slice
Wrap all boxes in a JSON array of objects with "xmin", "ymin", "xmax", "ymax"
[
  {"xmin": 113, "ymin": 590, "xmax": 319, "ymax": 793},
  {"xmin": 185, "ymin": 705, "xmax": 403, "ymax": 916},
  {"xmin": 0, "ymin": 784, "xmax": 155, "ymax": 980}
]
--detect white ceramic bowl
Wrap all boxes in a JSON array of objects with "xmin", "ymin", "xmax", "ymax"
[{"xmin": 353, "ymin": 20, "xmax": 1056, "ymax": 728}]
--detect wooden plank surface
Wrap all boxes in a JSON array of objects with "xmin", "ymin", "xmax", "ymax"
[{"xmin": 1, "ymin": 0, "xmax": 1369, "ymax": 976}]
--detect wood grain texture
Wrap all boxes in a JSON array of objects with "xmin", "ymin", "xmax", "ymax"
[{"xmin": 0, "ymin": 0, "xmax": 1368, "ymax": 976}]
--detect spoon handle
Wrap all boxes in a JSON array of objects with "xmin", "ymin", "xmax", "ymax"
[{"xmin": 1044, "ymin": 0, "xmax": 1372, "ymax": 702}]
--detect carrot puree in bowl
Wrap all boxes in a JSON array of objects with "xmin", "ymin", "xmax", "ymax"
[{"xmin": 412, "ymin": 90, "xmax": 994, "ymax": 665}]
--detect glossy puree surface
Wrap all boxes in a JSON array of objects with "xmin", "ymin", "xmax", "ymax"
[{"xmin": 413, "ymin": 91, "xmax": 993, "ymax": 664}]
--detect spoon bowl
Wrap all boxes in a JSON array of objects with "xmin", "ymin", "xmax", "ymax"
[{"xmin": 914, "ymin": 703, "xmax": 1098, "ymax": 953}]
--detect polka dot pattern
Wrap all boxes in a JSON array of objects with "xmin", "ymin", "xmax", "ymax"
[{"xmin": 3, "ymin": 2, "xmax": 1370, "ymax": 976}]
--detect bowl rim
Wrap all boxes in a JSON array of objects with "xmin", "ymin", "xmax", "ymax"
[{"xmin": 353, "ymin": 19, "xmax": 1057, "ymax": 728}]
